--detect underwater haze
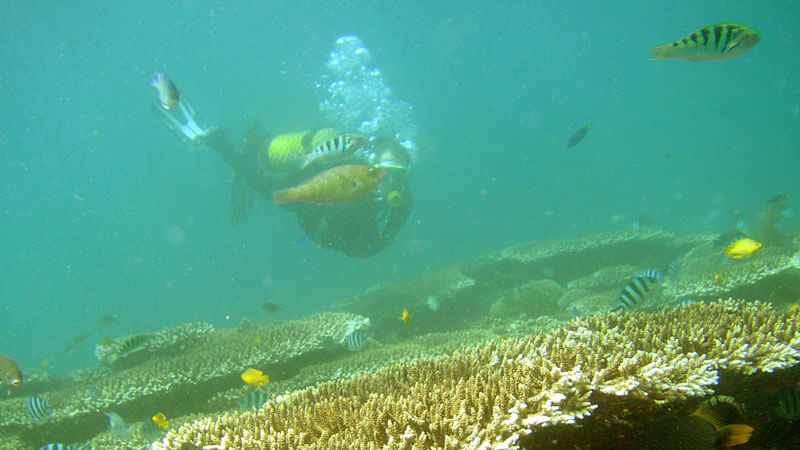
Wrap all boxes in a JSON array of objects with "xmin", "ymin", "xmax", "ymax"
[{"xmin": 2, "ymin": 0, "xmax": 799, "ymax": 376}]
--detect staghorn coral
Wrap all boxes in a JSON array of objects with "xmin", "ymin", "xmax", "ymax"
[
  {"xmin": 0, "ymin": 312, "xmax": 369, "ymax": 448},
  {"xmin": 155, "ymin": 299, "xmax": 800, "ymax": 449}
]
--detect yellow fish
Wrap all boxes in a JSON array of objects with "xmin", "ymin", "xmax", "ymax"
[
  {"xmin": 714, "ymin": 273, "xmax": 724, "ymax": 286},
  {"xmin": 241, "ymin": 368, "xmax": 269, "ymax": 386},
  {"xmin": 725, "ymin": 238, "xmax": 763, "ymax": 259},
  {"xmin": 650, "ymin": 24, "xmax": 761, "ymax": 62},
  {"xmin": 152, "ymin": 412, "xmax": 169, "ymax": 429},
  {"xmin": 399, "ymin": 308, "xmax": 413, "ymax": 325}
]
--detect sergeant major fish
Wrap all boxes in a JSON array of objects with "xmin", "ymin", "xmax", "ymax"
[
  {"xmin": 151, "ymin": 71, "xmax": 180, "ymax": 110},
  {"xmin": 650, "ymin": 24, "xmax": 761, "ymax": 62},
  {"xmin": 612, "ymin": 270, "xmax": 663, "ymax": 312},
  {"xmin": 300, "ymin": 134, "xmax": 364, "ymax": 169}
]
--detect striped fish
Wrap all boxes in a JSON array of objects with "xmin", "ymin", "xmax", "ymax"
[
  {"xmin": 774, "ymin": 385, "xmax": 800, "ymax": 421},
  {"xmin": 612, "ymin": 271, "xmax": 662, "ymax": 312},
  {"xmin": 117, "ymin": 334, "xmax": 149, "ymax": 357},
  {"xmin": 666, "ymin": 257, "xmax": 683, "ymax": 281},
  {"xmin": 650, "ymin": 24, "xmax": 761, "ymax": 62},
  {"xmin": 346, "ymin": 330, "xmax": 366, "ymax": 351},
  {"xmin": 637, "ymin": 269, "xmax": 664, "ymax": 281},
  {"xmin": 300, "ymin": 134, "xmax": 364, "ymax": 169},
  {"xmin": 237, "ymin": 390, "xmax": 272, "ymax": 411},
  {"xmin": 26, "ymin": 395, "xmax": 52, "ymax": 423},
  {"xmin": 38, "ymin": 444, "xmax": 78, "ymax": 450}
]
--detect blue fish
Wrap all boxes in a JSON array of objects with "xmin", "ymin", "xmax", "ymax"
[
  {"xmin": 26, "ymin": 395, "xmax": 52, "ymax": 423},
  {"xmin": 346, "ymin": 331, "xmax": 366, "ymax": 351},
  {"xmin": 567, "ymin": 123, "xmax": 591, "ymax": 147}
]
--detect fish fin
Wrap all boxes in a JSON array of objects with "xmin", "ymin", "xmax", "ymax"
[
  {"xmin": 649, "ymin": 43, "xmax": 675, "ymax": 60},
  {"xmin": 272, "ymin": 188, "xmax": 296, "ymax": 204},
  {"xmin": 691, "ymin": 402, "xmax": 725, "ymax": 428},
  {"xmin": 720, "ymin": 424, "xmax": 753, "ymax": 447}
]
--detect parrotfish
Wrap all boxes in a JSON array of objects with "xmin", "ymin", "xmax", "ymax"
[
  {"xmin": 151, "ymin": 71, "xmax": 180, "ymax": 110},
  {"xmin": 272, "ymin": 164, "xmax": 386, "ymax": 204},
  {"xmin": 650, "ymin": 24, "xmax": 761, "ymax": 62}
]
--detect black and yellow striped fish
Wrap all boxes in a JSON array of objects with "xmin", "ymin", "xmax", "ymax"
[
  {"xmin": 650, "ymin": 24, "xmax": 761, "ymax": 62},
  {"xmin": 300, "ymin": 134, "xmax": 364, "ymax": 169},
  {"xmin": 612, "ymin": 270, "xmax": 663, "ymax": 312}
]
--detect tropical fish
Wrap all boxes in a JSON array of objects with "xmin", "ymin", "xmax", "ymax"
[
  {"xmin": 272, "ymin": 164, "xmax": 387, "ymax": 204},
  {"xmin": 652, "ymin": 396, "xmax": 752, "ymax": 448},
  {"xmin": 98, "ymin": 314, "xmax": 119, "ymax": 327},
  {"xmin": 152, "ymin": 412, "xmax": 169, "ymax": 429},
  {"xmin": 567, "ymin": 123, "xmax": 591, "ymax": 147},
  {"xmin": 714, "ymin": 273, "xmax": 724, "ymax": 286},
  {"xmin": 151, "ymin": 71, "xmax": 180, "ymax": 110},
  {"xmin": 725, "ymin": 238, "xmax": 763, "ymax": 258},
  {"xmin": 649, "ymin": 24, "xmax": 761, "ymax": 62},
  {"xmin": 612, "ymin": 271, "xmax": 662, "ymax": 312},
  {"xmin": 139, "ymin": 418, "xmax": 166, "ymax": 440},
  {"xmin": 300, "ymin": 134, "xmax": 364, "ymax": 169},
  {"xmin": 241, "ymin": 368, "xmax": 269, "ymax": 386},
  {"xmin": 774, "ymin": 384, "xmax": 800, "ymax": 421},
  {"xmin": 65, "ymin": 334, "xmax": 89, "ymax": 355},
  {"xmin": 105, "ymin": 411, "xmax": 133, "ymax": 439},
  {"xmin": 0, "ymin": 354, "xmax": 22, "ymax": 395},
  {"xmin": 37, "ymin": 444, "xmax": 85, "ymax": 450},
  {"xmin": 346, "ymin": 331, "xmax": 366, "ymax": 351},
  {"xmin": 26, "ymin": 395, "xmax": 53, "ymax": 423},
  {"xmin": 399, "ymin": 308, "xmax": 413, "ymax": 325},
  {"xmin": 237, "ymin": 390, "xmax": 272, "ymax": 411},
  {"xmin": 107, "ymin": 334, "xmax": 150, "ymax": 364},
  {"xmin": 666, "ymin": 256, "xmax": 683, "ymax": 281},
  {"xmin": 260, "ymin": 302, "xmax": 281, "ymax": 315},
  {"xmin": 637, "ymin": 269, "xmax": 664, "ymax": 281}
]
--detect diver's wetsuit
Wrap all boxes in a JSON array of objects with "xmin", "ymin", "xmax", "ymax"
[{"xmin": 202, "ymin": 127, "xmax": 413, "ymax": 258}]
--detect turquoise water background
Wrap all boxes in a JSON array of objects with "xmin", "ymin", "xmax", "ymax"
[{"xmin": 1, "ymin": 1, "xmax": 798, "ymax": 374}]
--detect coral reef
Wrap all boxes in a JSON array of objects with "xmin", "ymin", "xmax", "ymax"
[
  {"xmin": 334, "ymin": 230, "xmax": 705, "ymax": 332},
  {"xmin": 95, "ymin": 322, "xmax": 215, "ymax": 368},
  {"xmin": 0, "ymin": 313, "xmax": 369, "ymax": 448},
  {"xmin": 154, "ymin": 299, "xmax": 800, "ymax": 449},
  {"xmin": 663, "ymin": 242, "xmax": 800, "ymax": 306}
]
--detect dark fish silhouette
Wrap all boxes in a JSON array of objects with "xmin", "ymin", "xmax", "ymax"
[{"xmin": 567, "ymin": 123, "xmax": 591, "ymax": 147}]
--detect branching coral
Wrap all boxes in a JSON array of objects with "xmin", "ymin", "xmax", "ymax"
[{"xmin": 155, "ymin": 299, "xmax": 800, "ymax": 449}]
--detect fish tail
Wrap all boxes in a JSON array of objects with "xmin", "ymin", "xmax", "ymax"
[
  {"xmin": 649, "ymin": 43, "xmax": 675, "ymax": 59},
  {"xmin": 719, "ymin": 424, "xmax": 753, "ymax": 447},
  {"xmin": 272, "ymin": 188, "xmax": 298, "ymax": 204}
]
